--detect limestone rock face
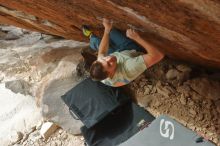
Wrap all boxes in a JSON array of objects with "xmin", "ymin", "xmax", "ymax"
[{"xmin": 0, "ymin": 0, "xmax": 220, "ymax": 68}]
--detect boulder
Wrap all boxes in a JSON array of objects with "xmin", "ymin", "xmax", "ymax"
[
  {"xmin": 37, "ymin": 53, "xmax": 84, "ymax": 135},
  {"xmin": 41, "ymin": 76, "xmax": 83, "ymax": 135},
  {"xmin": 0, "ymin": 1, "xmax": 220, "ymax": 68}
]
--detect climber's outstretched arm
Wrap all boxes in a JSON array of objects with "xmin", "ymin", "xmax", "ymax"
[
  {"xmin": 126, "ymin": 29, "xmax": 164, "ymax": 68},
  {"xmin": 97, "ymin": 19, "xmax": 113, "ymax": 58}
]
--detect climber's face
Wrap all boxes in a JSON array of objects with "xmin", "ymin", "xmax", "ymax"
[{"xmin": 98, "ymin": 55, "xmax": 117, "ymax": 76}]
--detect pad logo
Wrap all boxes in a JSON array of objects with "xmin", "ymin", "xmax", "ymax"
[{"xmin": 160, "ymin": 119, "xmax": 175, "ymax": 140}]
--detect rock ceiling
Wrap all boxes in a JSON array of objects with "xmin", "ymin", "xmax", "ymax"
[{"xmin": 0, "ymin": 0, "xmax": 220, "ymax": 68}]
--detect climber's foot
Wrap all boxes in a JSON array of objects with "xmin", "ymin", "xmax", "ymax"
[{"xmin": 82, "ymin": 25, "xmax": 93, "ymax": 38}]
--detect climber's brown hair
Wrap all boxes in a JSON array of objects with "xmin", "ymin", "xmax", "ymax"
[{"xmin": 89, "ymin": 61, "xmax": 108, "ymax": 81}]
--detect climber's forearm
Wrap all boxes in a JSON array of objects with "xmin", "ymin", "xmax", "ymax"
[
  {"xmin": 135, "ymin": 36, "xmax": 164, "ymax": 58},
  {"xmin": 98, "ymin": 31, "xmax": 110, "ymax": 58}
]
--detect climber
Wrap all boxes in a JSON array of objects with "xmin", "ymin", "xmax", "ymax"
[{"xmin": 83, "ymin": 18, "xmax": 164, "ymax": 87}]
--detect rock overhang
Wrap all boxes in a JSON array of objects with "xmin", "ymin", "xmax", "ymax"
[{"xmin": 0, "ymin": 0, "xmax": 219, "ymax": 68}]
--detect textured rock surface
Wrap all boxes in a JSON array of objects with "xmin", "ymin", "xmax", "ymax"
[
  {"xmin": 0, "ymin": 0, "xmax": 220, "ymax": 68},
  {"xmin": 41, "ymin": 76, "xmax": 84, "ymax": 135}
]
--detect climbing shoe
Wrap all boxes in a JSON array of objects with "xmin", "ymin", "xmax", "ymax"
[{"xmin": 82, "ymin": 25, "xmax": 92, "ymax": 37}]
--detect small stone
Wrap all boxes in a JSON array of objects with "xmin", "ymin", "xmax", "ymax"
[
  {"xmin": 58, "ymin": 129, "xmax": 63, "ymax": 134},
  {"xmin": 151, "ymin": 86, "xmax": 157, "ymax": 94},
  {"xmin": 139, "ymin": 81, "xmax": 146, "ymax": 88},
  {"xmin": 147, "ymin": 85, "xmax": 153, "ymax": 89},
  {"xmin": 176, "ymin": 64, "xmax": 192, "ymax": 73},
  {"xmin": 144, "ymin": 86, "xmax": 151, "ymax": 95},
  {"xmin": 60, "ymin": 132, "xmax": 66, "ymax": 137},
  {"xmin": 191, "ymin": 126, "xmax": 196, "ymax": 131},
  {"xmin": 189, "ymin": 108, "xmax": 197, "ymax": 117},
  {"xmin": 166, "ymin": 69, "xmax": 179, "ymax": 80},
  {"xmin": 180, "ymin": 94, "xmax": 187, "ymax": 105},
  {"xmin": 154, "ymin": 99, "xmax": 162, "ymax": 107},
  {"xmin": 197, "ymin": 114, "xmax": 204, "ymax": 121},
  {"xmin": 61, "ymin": 134, "xmax": 68, "ymax": 140},
  {"xmin": 212, "ymin": 138, "xmax": 218, "ymax": 144},
  {"xmin": 156, "ymin": 82, "xmax": 171, "ymax": 98},
  {"xmin": 40, "ymin": 122, "xmax": 58, "ymax": 139}
]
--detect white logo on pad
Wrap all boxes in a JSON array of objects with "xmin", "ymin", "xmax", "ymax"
[{"xmin": 160, "ymin": 119, "xmax": 175, "ymax": 140}]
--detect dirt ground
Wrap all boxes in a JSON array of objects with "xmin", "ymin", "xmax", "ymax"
[
  {"xmin": 12, "ymin": 127, "xmax": 84, "ymax": 146},
  {"xmin": 129, "ymin": 58, "xmax": 220, "ymax": 145}
]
